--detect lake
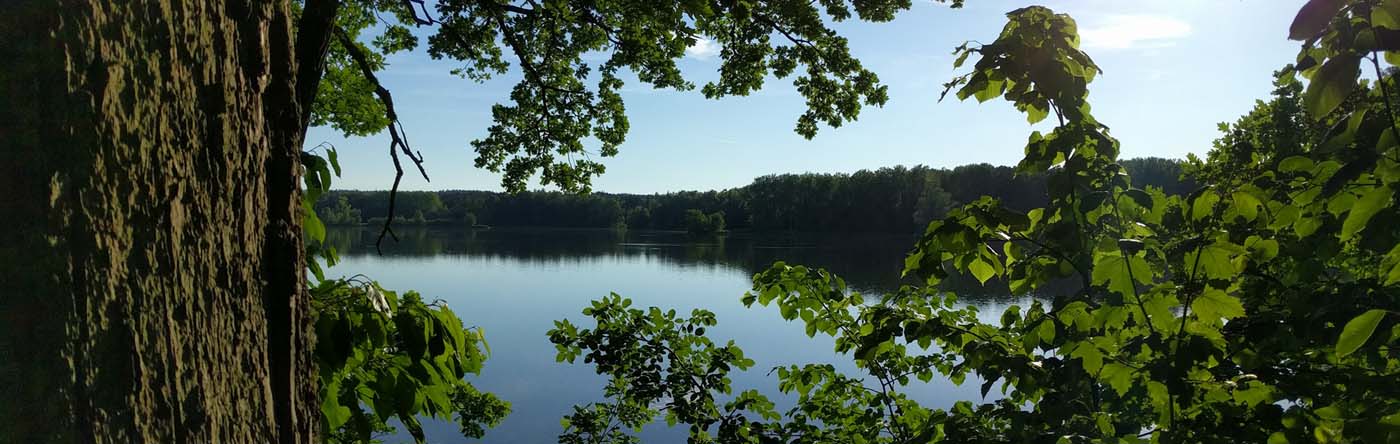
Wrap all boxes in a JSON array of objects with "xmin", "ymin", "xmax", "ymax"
[{"xmin": 325, "ymin": 226, "xmax": 1024, "ymax": 443}]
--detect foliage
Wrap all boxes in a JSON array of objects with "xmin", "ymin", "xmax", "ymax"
[
  {"xmin": 1120, "ymin": 157, "xmax": 1196, "ymax": 197},
  {"xmin": 314, "ymin": 160, "xmax": 1188, "ymax": 233},
  {"xmin": 307, "ymin": 0, "xmax": 967, "ymax": 192},
  {"xmin": 549, "ymin": 295, "xmax": 770, "ymax": 444},
  {"xmin": 303, "ymin": 143, "xmax": 344, "ymax": 283},
  {"xmin": 322, "ymin": 196, "xmax": 364, "ymax": 226},
  {"xmin": 684, "ymin": 209, "xmax": 727, "ymax": 235},
  {"xmin": 310, "ymin": 278, "xmax": 509, "ymax": 443},
  {"xmin": 550, "ymin": 4, "xmax": 1400, "ymax": 444}
]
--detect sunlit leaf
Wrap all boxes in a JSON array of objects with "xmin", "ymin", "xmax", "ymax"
[
  {"xmin": 1341, "ymin": 185, "xmax": 1393, "ymax": 240},
  {"xmin": 1337, "ymin": 309, "xmax": 1386, "ymax": 357},
  {"xmin": 1093, "ymin": 251, "xmax": 1151, "ymax": 297},
  {"xmin": 1303, "ymin": 54, "xmax": 1360, "ymax": 119},
  {"xmin": 1192, "ymin": 288, "xmax": 1245, "ymax": 321}
]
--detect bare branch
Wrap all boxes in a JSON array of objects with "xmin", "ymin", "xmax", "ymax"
[
  {"xmin": 401, "ymin": 0, "xmax": 438, "ymax": 25},
  {"xmin": 334, "ymin": 26, "xmax": 431, "ymax": 254},
  {"xmin": 753, "ymin": 12, "xmax": 815, "ymax": 49}
]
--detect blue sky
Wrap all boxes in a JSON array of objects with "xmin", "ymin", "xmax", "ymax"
[{"xmin": 307, "ymin": 0, "xmax": 1306, "ymax": 193}]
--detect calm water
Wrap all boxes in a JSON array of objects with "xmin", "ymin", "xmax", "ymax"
[{"xmin": 326, "ymin": 227, "xmax": 1023, "ymax": 443}]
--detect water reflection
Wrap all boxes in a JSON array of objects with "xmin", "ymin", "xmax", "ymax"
[
  {"xmin": 329, "ymin": 226, "xmax": 923, "ymax": 294},
  {"xmin": 325, "ymin": 226, "xmax": 1027, "ymax": 443}
]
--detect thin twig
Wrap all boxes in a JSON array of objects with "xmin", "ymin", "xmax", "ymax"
[
  {"xmin": 401, "ymin": 0, "xmax": 438, "ymax": 25},
  {"xmin": 334, "ymin": 26, "xmax": 431, "ymax": 254}
]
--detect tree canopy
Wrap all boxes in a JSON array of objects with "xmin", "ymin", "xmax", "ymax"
[
  {"xmin": 312, "ymin": 0, "xmax": 965, "ymax": 193},
  {"xmin": 313, "ymin": 159, "xmax": 1190, "ymax": 234},
  {"xmin": 548, "ymin": 3, "xmax": 1400, "ymax": 443}
]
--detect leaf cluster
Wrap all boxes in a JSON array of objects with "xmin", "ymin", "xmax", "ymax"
[{"xmin": 311, "ymin": 278, "xmax": 509, "ymax": 443}]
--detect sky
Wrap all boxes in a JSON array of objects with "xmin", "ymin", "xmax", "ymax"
[{"xmin": 306, "ymin": 0, "xmax": 1307, "ymax": 194}]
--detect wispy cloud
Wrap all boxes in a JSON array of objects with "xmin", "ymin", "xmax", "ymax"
[
  {"xmin": 685, "ymin": 37, "xmax": 721, "ymax": 60},
  {"xmin": 1080, "ymin": 15, "xmax": 1192, "ymax": 50}
]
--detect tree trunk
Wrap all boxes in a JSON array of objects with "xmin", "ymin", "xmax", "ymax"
[{"xmin": 0, "ymin": 0, "xmax": 316, "ymax": 442}]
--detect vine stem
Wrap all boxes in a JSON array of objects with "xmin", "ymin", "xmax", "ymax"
[
  {"xmin": 1167, "ymin": 231, "xmax": 1209, "ymax": 439},
  {"xmin": 1108, "ymin": 192, "xmax": 1157, "ymax": 337}
]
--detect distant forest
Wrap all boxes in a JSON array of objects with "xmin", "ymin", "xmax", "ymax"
[{"xmin": 317, "ymin": 157, "xmax": 1195, "ymax": 233}]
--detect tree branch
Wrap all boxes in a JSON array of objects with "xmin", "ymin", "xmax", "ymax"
[
  {"xmin": 295, "ymin": 0, "xmax": 343, "ymax": 130},
  {"xmin": 401, "ymin": 0, "xmax": 438, "ymax": 25},
  {"xmin": 489, "ymin": 7, "xmax": 587, "ymax": 96},
  {"xmin": 753, "ymin": 12, "xmax": 815, "ymax": 49},
  {"xmin": 333, "ymin": 26, "xmax": 431, "ymax": 254},
  {"xmin": 499, "ymin": 2, "xmax": 534, "ymax": 16}
]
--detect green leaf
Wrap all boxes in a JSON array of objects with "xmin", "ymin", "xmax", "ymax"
[
  {"xmin": 1232, "ymin": 383, "xmax": 1275, "ymax": 407},
  {"xmin": 1100, "ymin": 363, "xmax": 1136, "ymax": 395},
  {"xmin": 1290, "ymin": 0, "xmax": 1346, "ymax": 40},
  {"xmin": 1375, "ymin": 1, "xmax": 1400, "ymax": 30},
  {"xmin": 1382, "ymin": 244, "xmax": 1400, "ymax": 286},
  {"xmin": 953, "ymin": 49, "xmax": 971, "ymax": 68},
  {"xmin": 1095, "ymin": 413, "xmax": 1115, "ymax": 437},
  {"xmin": 1279, "ymin": 156, "xmax": 1314, "ymax": 172},
  {"xmin": 1321, "ymin": 109, "xmax": 1367, "ymax": 152},
  {"xmin": 328, "ymin": 147, "xmax": 342, "ymax": 176},
  {"xmin": 308, "ymin": 258, "xmax": 325, "ymax": 282},
  {"xmin": 1341, "ymin": 185, "xmax": 1393, "ymax": 240},
  {"xmin": 1316, "ymin": 405, "xmax": 1345, "ymax": 420},
  {"xmin": 1026, "ymin": 103, "xmax": 1049, "ymax": 124},
  {"xmin": 969, "ymin": 257, "xmax": 996, "ymax": 285},
  {"xmin": 1232, "ymin": 191, "xmax": 1262, "ymax": 222},
  {"xmin": 303, "ymin": 200, "xmax": 326, "ymax": 244},
  {"xmin": 1245, "ymin": 235, "xmax": 1280, "ymax": 261},
  {"xmin": 1001, "ymin": 305, "xmax": 1022, "ymax": 328},
  {"xmin": 1092, "ymin": 252, "xmax": 1151, "ymax": 297},
  {"xmin": 1381, "ymin": 127, "xmax": 1400, "ymax": 152},
  {"xmin": 1336, "ymin": 309, "xmax": 1386, "ymax": 357},
  {"xmin": 1304, "ymin": 54, "xmax": 1361, "ymax": 119},
  {"xmin": 1271, "ymin": 205, "xmax": 1301, "ymax": 230},
  {"xmin": 1186, "ymin": 241, "xmax": 1243, "ymax": 281},
  {"xmin": 1295, "ymin": 215, "xmax": 1324, "ymax": 237},
  {"xmin": 1036, "ymin": 320, "xmax": 1056, "ymax": 344},
  {"xmin": 1192, "ymin": 288, "xmax": 1245, "ymax": 321},
  {"xmin": 1123, "ymin": 188, "xmax": 1154, "ymax": 209},
  {"xmin": 1073, "ymin": 342, "xmax": 1105, "ymax": 373},
  {"xmin": 322, "ymin": 381, "xmax": 352, "ymax": 429},
  {"xmin": 974, "ymin": 79, "xmax": 1004, "ymax": 103},
  {"xmin": 1192, "ymin": 192, "xmax": 1220, "ymax": 221}
]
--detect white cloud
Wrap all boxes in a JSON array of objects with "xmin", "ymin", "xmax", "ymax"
[
  {"xmin": 1080, "ymin": 15, "xmax": 1192, "ymax": 50},
  {"xmin": 685, "ymin": 37, "xmax": 720, "ymax": 60}
]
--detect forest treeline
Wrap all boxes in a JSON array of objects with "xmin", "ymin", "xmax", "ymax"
[{"xmin": 317, "ymin": 157, "xmax": 1194, "ymax": 233}]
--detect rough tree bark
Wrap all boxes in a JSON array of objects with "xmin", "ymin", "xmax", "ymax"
[{"xmin": 0, "ymin": 0, "xmax": 329, "ymax": 441}]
